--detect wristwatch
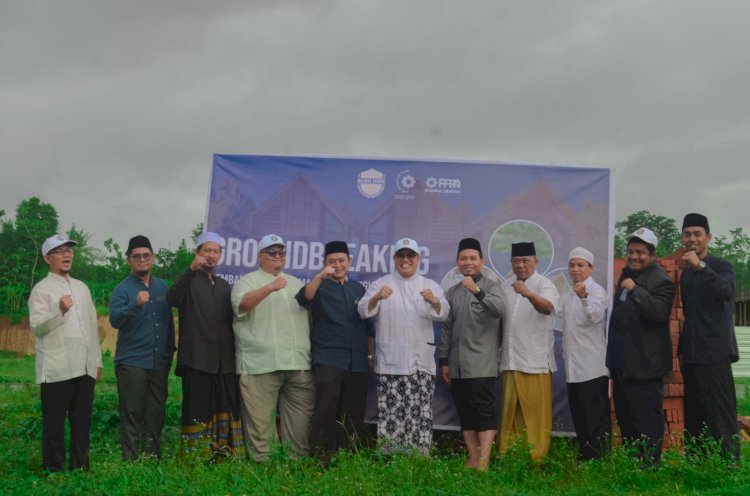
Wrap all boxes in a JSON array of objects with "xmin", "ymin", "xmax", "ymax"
[{"xmin": 696, "ymin": 261, "xmax": 706, "ymax": 271}]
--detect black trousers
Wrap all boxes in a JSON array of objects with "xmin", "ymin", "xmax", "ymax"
[
  {"xmin": 611, "ymin": 369, "xmax": 664, "ymax": 467},
  {"xmin": 40, "ymin": 375, "xmax": 96, "ymax": 472},
  {"xmin": 116, "ymin": 364, "xmax": 170, "ymax": 460},
  {"xmin": 450, "ymin": 377, "xmax": 498, "ymax": 432},
  {"xmin": 310, "ymin": 364, "xmax": 367, "ymax": 456},
  {"xmin": 682, "ymin": 357, "xmax": 740, "ymax": 462},
  {"xmin": 567, "ymin": 375, "xmax": 611, "ymax": 460}
]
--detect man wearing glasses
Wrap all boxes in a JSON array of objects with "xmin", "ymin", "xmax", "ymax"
[
  {"xmin": 232, "ymin": 234, "xmax": 314, "ymax": 461},
  {"xmin": 29, "ymin": 234, "xmax": 102, "ymax": 472},
  {"xmin": 359, "ymin": 238, "xmax": 449, "ymax": 455},
  {"xmin": 109, "ymin": 235, "xmax": 175, "ymax": 460}
]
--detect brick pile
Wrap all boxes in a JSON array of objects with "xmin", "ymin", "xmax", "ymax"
[{"xmin": 611, "ymin": 255, "xmax": 685, "ymax": 450}]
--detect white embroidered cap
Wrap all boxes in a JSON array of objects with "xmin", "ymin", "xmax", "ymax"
[
  {"xmin": 626, "ymin": 227, "xmax": 659, "ymax": 249},
  {"xmin": 393, "ymin": 237, "xmax": 420, "ymax": 254},
  {"xmin": 41, "ymin": 234, "xmax": 77, "ymax": 256},
  {"xmin": 258, "ymin": 234, "xmax": 286, "ymax": 251}
]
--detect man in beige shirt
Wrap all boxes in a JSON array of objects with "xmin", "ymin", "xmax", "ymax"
[{"xmin": 29, "ymin": 234, "xmax": 102, "ymax": 472}]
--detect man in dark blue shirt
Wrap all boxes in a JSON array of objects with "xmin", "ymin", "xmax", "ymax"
[
  {"xmin": 296, "ymin": 241, "xmax": 373, "ymax": 462},
  {"xmin": 109, "ymin": 235, "xmax": 175, "ymax": 460}
]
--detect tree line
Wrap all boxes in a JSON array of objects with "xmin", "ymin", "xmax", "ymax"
[
  {"xmin": 1, "ymin": 197, "xmax": 748, "ymax": 321},
  {"xmin": 614, "ymin": 209, "xmax": 750, "ymax": 294},
  {"xmin": 0, "ymin": 197, "xmax": 201, "ymax": 320}
]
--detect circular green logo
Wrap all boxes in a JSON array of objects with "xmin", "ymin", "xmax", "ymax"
[{"xmin": 488, "ymin": 220, "xmax": 554, "ymax": 278}]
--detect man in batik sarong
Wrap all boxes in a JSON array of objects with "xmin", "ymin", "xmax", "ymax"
[{"xmin": 167, "ymin": 232, "xmax": 244, "ymax": 457}]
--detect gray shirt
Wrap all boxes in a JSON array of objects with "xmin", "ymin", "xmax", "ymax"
[{"xmin": 439, "ymin": 275, "xmax": 505, "ymax": 378}]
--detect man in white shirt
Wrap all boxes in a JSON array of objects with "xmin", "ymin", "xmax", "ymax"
[
  {"xmin": 558, "ymin": 247, "xmax": 610, "ymax": 460},
  {"xmin": 29, "ymin": 234, "xmax": 102, "ymax": 472},
  {"xmin": 498, "ymin": 242, "xmax": 558, "ymax": 461},
  {"xmin": 359, "ymin": 237, "xmax": 449, "ymax": 454}
]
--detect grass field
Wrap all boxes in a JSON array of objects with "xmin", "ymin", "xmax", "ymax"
[{"xmin": 1, "ymin": 351, "xmax": 750, "ymax": 495}]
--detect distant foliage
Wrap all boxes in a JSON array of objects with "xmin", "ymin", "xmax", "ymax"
[
  {"xmin": 0, "ymin": 285, "xmax": 26, "ymax": 323},
  {"xmin": 0, "ymin": 197, "xmax": 200, "ymax": 318},
  {"xmin": 2, "ymin": 197, "xmax": 749, "ymax": 318},
  {"xmin": 614, "ymin": 210, "xmax": 681, "ymax": 257},
  {"xmin": 615, "ymin": 212, "xmax": 750, "ymax": 291},
  {"xmin": 712, "ymin": 227, "xmax": 750, "ymax": 292},
  {"xmin": 152, "ymin": 239, "xmax": 194, "ymax": 281},
  {"xmin": 0, "ymin": 197, "xmax": 59, "ymax": 291}
]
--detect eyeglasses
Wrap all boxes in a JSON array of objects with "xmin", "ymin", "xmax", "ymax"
[
  {"xmin": 130, "ymin": 253, "xmax": 153, "ymax": 261},
  {"xmin": 394, "ymin": 252, "xmax": 418, "ymax": 259},
  {"xmin": 263, "ymin": 250, "xmax": 287, "ymax": 258},
  {"xmin": 48, "ymin": 247, "xmax": 74, "ymax": 256}
]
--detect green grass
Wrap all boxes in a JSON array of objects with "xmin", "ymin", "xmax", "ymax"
[{"xmin": 2, "ymin": 350, "xmax": 750, "ymax": 495}]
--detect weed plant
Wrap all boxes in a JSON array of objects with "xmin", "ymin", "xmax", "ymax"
[{"xmin": 1, "ymin": 351, "xmax": 749, "ymax": 495}]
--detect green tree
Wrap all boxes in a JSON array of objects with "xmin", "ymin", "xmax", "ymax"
[
  {"xmin": 0, "ymin": 213, "xmax": 25, "ymax": 318},
  {"xmin": 102, "ymin": 237, "xmax": 130, "ymax": 281},
  {"xmin": 67, "ymin": 224, "xmax": 103, "ymax": 281},
  {"xmin": 0, "ymin": 198, "xmax": 59, "ymax": 319},
  {"xmin": 191, "ymin": 222, "xmax": 204, "ymax": 245},
  {"xmin": 1, "ymin": 197, "xmax": 60, "ymax": 289},
  {"xmin": 711, "ymin": 227, "xmax": 750, "ymax": 292},
  {"xmin": 615, "ymin": 210, "xmax": 681, "ymax": 257},
  {"xmin": 153, "ymin": 239, "xmax": 194, "ymax": 281}
]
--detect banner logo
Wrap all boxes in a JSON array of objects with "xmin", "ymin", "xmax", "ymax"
[
  {"xmin": 424, "ymin": 176, "xmax": 461, "ymax": 194},
  {"xmin": 357, "ymin": 168, "xmax": 386, "ymax": 198},
  {"xmin": 396, "ymin": 170, "xmax": 416, "ymax": 193}
]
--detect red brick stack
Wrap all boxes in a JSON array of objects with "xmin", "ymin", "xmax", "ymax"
[{"xmin": 611, "ymin": 255, "xmax": 685, "ymax": 450}]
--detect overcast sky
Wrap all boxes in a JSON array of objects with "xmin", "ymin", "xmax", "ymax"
[{"xmin": 2, "ymin": 0, "xmax": 748, "ymax": 252}]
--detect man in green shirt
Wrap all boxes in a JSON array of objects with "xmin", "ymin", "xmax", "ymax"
[{"xmin": 231, "ymin": 234, "xmax": 314, "ymax": 461}]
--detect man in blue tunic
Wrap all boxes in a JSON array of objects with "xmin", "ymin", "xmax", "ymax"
[
  {"xmin": 110, "ymin": 235, "xmax": 175, "ymax": 460},
  {"xmin": 296, "ymin": 241, "xmax": 374, "ymax": 462}
]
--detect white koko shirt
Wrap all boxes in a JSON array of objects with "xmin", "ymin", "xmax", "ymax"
[
  {"xmin": 29, "ymin": 272, "xmax": 102, "ymax": 384},
  {"xmin": 500, "ymin": 271, "xmax": 559, "ymax": 374},
  {"xmin": 359, "ymin": 272, "xmax": 449, "ymax": 376},
  {"xmin": 558, "ymin": 276, "xmax": 609, "ymax": 383}
]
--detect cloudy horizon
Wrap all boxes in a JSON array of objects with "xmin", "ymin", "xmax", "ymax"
[{"xmin": 2, "ymin": 0, "xmax": 748, "ymax": 251}]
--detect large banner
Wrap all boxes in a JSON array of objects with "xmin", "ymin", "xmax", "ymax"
[{"xmin": 205, "ymin": 154, "xmax": 614, "ymax": 432}]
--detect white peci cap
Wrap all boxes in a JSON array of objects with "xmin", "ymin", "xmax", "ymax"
[
  {"xmin": 568, "ymin": 247, "xmax": 594, "ymax": 265},
  {"xmin": 196, "ymin": 231, "xmax": 223, "ymax": 248}
]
